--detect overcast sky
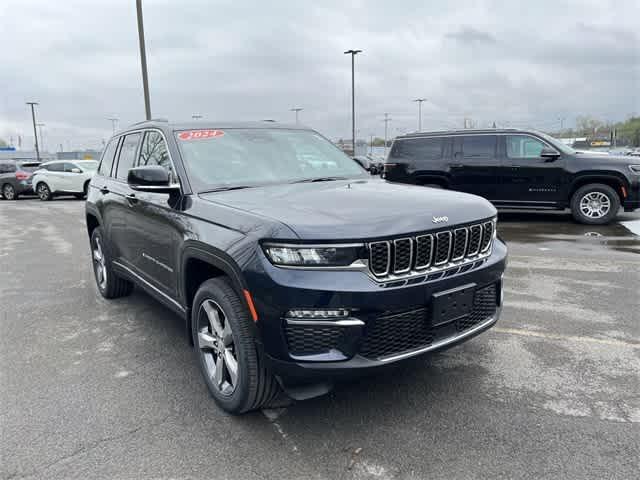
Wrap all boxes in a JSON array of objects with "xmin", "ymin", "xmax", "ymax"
[{"xmin": 1, "ymin": 0, "xmax": 638, "ymax": 151}]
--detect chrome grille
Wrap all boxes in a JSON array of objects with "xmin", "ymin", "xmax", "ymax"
[{"xmin": 367, "ymin": 219, "xmax": 496, "ymax": 280}]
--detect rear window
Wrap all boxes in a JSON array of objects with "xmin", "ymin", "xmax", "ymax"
[
  {"xmin": 18, "ymin": 162, "xmax": 41, "ymax": 172},
  {"xmin": 389, "ymin": 137, "xmax": 443, "ymax": 161}
]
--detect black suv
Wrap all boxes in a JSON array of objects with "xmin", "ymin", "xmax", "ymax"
[
  {"xmin": 85, "ymin": 121, "xmax": 507, "ymax": 413},
  {"xmin": 384, "ymin": 129, "xmax": 640, "ymax": 224}
]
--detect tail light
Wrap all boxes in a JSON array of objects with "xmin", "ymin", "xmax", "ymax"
[{"xmin": 15, "ymin": 171, "xmax": 31, "ymax": 181}]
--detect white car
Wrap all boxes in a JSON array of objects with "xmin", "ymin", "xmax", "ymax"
[{"xmin": 32, "ymin": 160, "xmax": 98, "ymax": 201}]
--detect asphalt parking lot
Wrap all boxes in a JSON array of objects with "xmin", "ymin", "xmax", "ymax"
[{"xmin": 1, "ymin": 199, "xmax": 639, "ymax": 480}]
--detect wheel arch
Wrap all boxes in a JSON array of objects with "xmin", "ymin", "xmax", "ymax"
[
  {"xmin": 568, "ymin": 173, "xmax": 629, "ymax": 203},
  {"xmin": 180, "ymin": 243, "xmax": 253, "ymax": 345}
]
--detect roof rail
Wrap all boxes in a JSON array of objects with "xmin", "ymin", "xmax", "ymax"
[{"xmin": 129, "ymin": 118, "xmax": 169, "ymax": 126}]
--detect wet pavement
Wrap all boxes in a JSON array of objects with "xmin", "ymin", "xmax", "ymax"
[{"xmin": 1, "ymin": 199, "xmax": 639, "ymax": 480}]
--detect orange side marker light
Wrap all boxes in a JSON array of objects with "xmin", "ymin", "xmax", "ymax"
[{"xmin": 243, "ymin": 289, "xmax": 259, "ymax": 322}]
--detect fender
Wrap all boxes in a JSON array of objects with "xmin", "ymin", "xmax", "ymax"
[{"xmin": 569, "ymin": 171, "xmax": 630, "ymax": 195}]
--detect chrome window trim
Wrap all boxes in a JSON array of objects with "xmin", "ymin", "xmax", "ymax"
[
  {"xmin": 393, "ymin": 237, "xmax": 413, "ymax": 274},
  {"xmin": 414, "ymin": 234, "xmax": 433, "ymax": 270},
  {"xmin": 452, "ymin": 227, "xmax": 469, "ymax": 262}
]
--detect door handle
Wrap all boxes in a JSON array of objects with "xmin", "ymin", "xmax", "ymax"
[
  {"xmin": 449, "ymin": 163, "xmax": 463, "ymax": 168},
  {"xmin": 125, "ymin": 193, "xmax": 138, "ymax": 205},
  {"xmin": 100, "ymin": 186, "xmax": 109, "ymax": 194}
]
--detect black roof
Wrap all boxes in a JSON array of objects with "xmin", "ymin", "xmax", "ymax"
[
  {"xmin": 122, "ymin": 119, "xmax": 308, "ymax": 133},
  {"xmin": 396, "ymin": 128, "xmax": 530, "ymax": 139}
]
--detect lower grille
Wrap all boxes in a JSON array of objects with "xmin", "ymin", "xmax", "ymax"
[
  {"xmin": 359, "ymin": 283, "xmax": 498, "ymax": 359},
  {"xmin": 285, "ymin": 324, "xmax": 344, "ymax": 355}
]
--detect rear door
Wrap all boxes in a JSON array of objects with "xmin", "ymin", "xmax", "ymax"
[
  {"xmin": 107, "ymin": 132, "xmax": 142, "ymax": 267},
  {"xmin": 499, "ymin": 134, "xmax": 567, "ymax": 204},
  {"xmin": 386, "ymin": 136, "xmax": 446, "ymax": 184},
  {"xmin": 449, "ymin": 135, "xmax": 501, "ymax": 199}
]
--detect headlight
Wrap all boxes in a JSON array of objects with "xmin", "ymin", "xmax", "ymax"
[
  {"xmin": 629, "ymin": 165, "xmax": 640, "ymax": 174},
  {"xmin": 262, "ymin": 243, "xmax": 363, "ymax": 267}
]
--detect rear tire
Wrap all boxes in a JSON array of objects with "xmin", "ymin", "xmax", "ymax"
[
  {"xmin": 2, "ymin": 184, "xmax": 17, "ymax": 200},
  {"xmin": 36, "ymin": 182, "xmax": 52, "ymax": 201},
  {"xmin": 570, "ymin": 183, "xmax": 620, "ymax": 225},
  {"xmin": 192, "ymin": 278, "xmax": 280, "ymax": 414},
  {"xmin": 90, "ymin": 227, "xmax": 134, "ymax": 299}
]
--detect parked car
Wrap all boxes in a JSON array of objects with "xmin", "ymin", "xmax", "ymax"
[
  {"xmin": 353, "ymin": 155, "xmax": 383, "ymax": 175},
  {"xmin": 86, "ymin": 120, "xmax": 507, "ymax": 414},
  {"xmin": 32, "ymin": 160, "xmax": 98, "ymax": 200},
  {"xmin": 384, "ymin": 128, "xmax": 640, "ymax": 225},
  {"xmin": 0, "ymin": 160, "xmax": 41, "ymax": 200}
]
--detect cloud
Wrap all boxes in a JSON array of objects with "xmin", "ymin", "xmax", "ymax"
[{"xmin": 0, "ymin": 0, "xmax": 638, "ymax": 150}]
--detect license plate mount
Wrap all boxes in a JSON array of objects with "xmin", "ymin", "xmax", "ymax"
[{"xmin": 431, "ymin": 283, "xmax": 476, "ymax": 327}]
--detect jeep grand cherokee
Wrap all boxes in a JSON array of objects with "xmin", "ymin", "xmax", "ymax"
[{"xmin": 85, "ymin": 120, "xmax": 507, "ymax": 414}]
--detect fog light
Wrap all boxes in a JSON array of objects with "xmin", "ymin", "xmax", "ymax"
[{"xmin": 285, "ymin": 309, "xmax": 350, "ymax": 319}]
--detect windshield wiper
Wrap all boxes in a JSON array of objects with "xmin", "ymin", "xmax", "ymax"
[
  {"xmin": 199, "ymin": 185, "xmax": 254, "ymax": 194},
  {"xmin": 290, "ymin": 176, "xmax": 348, "ymax": 184}
]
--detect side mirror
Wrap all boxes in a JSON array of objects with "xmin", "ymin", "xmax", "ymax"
[
  {"xmin": 70, "ymin": 168, "xmax": 82, "ymax": 173},
  {"xmin": 127, "ymin": 165, "xmax": 180, "ymax": 194},
  {"xmin": 540, "ymin": 147, "xmax": 560, "ymax": 161}
]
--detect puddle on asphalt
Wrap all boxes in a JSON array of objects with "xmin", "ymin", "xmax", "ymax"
[{"xmin": 496, "ymin": 211, "xmax": 640, "ymax": 255}]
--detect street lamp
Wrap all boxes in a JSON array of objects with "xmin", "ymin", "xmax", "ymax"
[
  {"xmin": 290, "ymin": 107, "xmax": 303, "ymax": 124},
  {"xmin": 413, "ymin": 98, "xmax": 426, "ymax": 132},
  {"xmin": 26, "ymin": 102, "xmax": 40, "ymax": 162},
  {"xmin": 36, "ymin": 123, "xmax": 46, "ymax": 153},
  {"xmin": 344, "ymin": 49, "xmax": 362, "ymax": 154},
  {"xmin": 383, "ymin": 113, "xmax": 391, "ymax": 157},
  {"xmin": 107, "ymin": 117, "xmax": 119, "ymax": 134},
  {"xmin": 136, "ymin": 0, "xmax": 152, "ymax": 120}
]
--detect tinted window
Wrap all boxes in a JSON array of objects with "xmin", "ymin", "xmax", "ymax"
[
  {"xmin": 99, "ymin": 138, "xmax": 119, "ymax": 176},
  {"xmin": 389, "ymin": 138, "xmax": 443, "ymax": 161},
  {"xmin": 461, "ymin": 135, "xmax": 496, "ymax": 159},
  {"xmin": 64, "ymin": 163, "xmax": 79, "ymax": 172},
  {"xmin": 116, "ymin": 133, "xmax": 141, "ymax": 181},
  {"xmin": 506, "ymin": 135, "xmax": 546, "ymax": 158},
  {"xmin": 138, "ymin": 131, "xmax": 175, "ymax": 181},
  {"xmin": 47, "ymin": 162, "xmax": 65, "ymax": 172},
  {"xmin": 0, "ymin": 161, "xmax": 16, "ymax": 173}
]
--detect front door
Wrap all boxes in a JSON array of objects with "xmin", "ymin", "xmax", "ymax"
[
  {"xmin": 449, "ymin": 135, "xmax": 501, "ymax": 199},
  {"xmin": 498, "ymin": 134, "xmax": 567, "ymax": 204}
]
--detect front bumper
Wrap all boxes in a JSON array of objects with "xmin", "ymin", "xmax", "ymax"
[
  {"xmin": 623, "ymin": 178, "xmax": 640, "ymax": 211},
  {"xmin": 246, "ymin": 239, "xmax": 507, "ymax": 381}
]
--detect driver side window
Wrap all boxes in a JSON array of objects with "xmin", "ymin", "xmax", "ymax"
[
  {"xmin": 138, "ymin": 130, "xmax": 176, "ymax": 182},
  {"xmin": 506, "ymin": 135, "xmax": 547, "ymax": 159}
]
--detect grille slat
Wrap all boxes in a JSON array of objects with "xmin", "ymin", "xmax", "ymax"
[{"xmin": 368, "ymin": 219, "xmax": 495, "ymax": 280}]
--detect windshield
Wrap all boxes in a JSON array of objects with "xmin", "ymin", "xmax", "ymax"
[
  {"xmin": 535, "ymin": 131, "xmax": 576, "ymax": 155},
  {"xmin": 76, "ymin": 160, "xmax": 99, "ymax": 171},
  {"xmin": 175, "ymin": 128, "xmax": 367, "ymax": 191}
]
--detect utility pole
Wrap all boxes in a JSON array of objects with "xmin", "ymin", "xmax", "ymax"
[
  {"xmin": 290, "ymin": 107, "xmax": 303, "ymax": 124},
  {"xmin": 413, "ymin": 98, "xmax": 426, "ymax": 132},
  {"xmin": 136, "ymin": 0, "xmax": 152, "ymax": 120},
  {"xmin": 191, "ymin": 114, "xmax": 202, "ymax": 120},
  {"xmin": 558, "ymin": 116, "xmax": 565, "ymax": 132},
  {"xmin": 26, "ymin": 102, "xmax": 40, "ymax": 162},
  {"xmin": 344, "ymin": 49, "xmax": 362, "ymax": 155},
  {"xmin": 370, "ymin": 134, "xmax": 374, "ymax": 155},
  {"xmin": 36, "ymin": 123, "xmax": 45, "ymax": 153},
  {"xmin": 383, "ymin": 113, "xmax": 391, "ymax": 157},
  {"xmin": 107, "ymin": 117, "xmax": 119, "ymax": 134}
]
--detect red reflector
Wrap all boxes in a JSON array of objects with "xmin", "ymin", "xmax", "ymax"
[
  {"xmin": 621, "ymin": 186, "xmax": 627, "ymax": 198},
  {"xmin": 15, "ymin": 171, "xmax": 31, "ymax": 180},
  {"xmin": 243, "ymin": 290, "xmax": 259, "ymax": 322}
]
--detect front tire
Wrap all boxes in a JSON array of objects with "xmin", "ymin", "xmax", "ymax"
[
  {"xmin": 192, "ymin": 278, "xmax": 280, "ymax": 414},
  {"xmin": 90, "ymin": 227, "xmax": 134, "ymax": 298},
  {"xmin": 2, "ymin": 183, "xmax": 17, "ymax": 200},
  {"xmin": 36, "ymin": 182, "xmax": 52, "ymax": 201},
  {"xmin": 570, "ymin": 183, "xmax": 620, "ymax": 225}
]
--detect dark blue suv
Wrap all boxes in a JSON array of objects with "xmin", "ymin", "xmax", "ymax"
[{"xmin": 85, "ymin": 120, "xmax": 507, "ymax": 414}]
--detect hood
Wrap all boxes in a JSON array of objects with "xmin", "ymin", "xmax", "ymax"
[
  {"xmin": 199, "ymin": 179, "xmax": 496, "ymax": 240},
  {"xmin": 574, "ymin": 152, "xmax": 637, "ymax": 168}
]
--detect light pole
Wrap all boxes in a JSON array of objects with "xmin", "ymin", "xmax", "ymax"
[
  {"xmin": 370, "ymin": 134, "xmax": 374, "ymax": 155},
  {"xmin": 290, "ymin": 107, "xmax": 303, "ymax": 124},
  {"xmin": 136, "ymin": 0, "xmax": 152, "ymax": 120},
  {"xmin": 107, "ymin": 117, "xmax": 119, "ymax": 134},
  {"xmin": 413, "ymin": 98, "xmax": 426, "ymax": 132},
  {"xmin": 26, "ymin": 102, "xmax": 40, "ymax": 162},
  {"xmin": 344, "ymin": 49, "xmax": 362, "ymax": 154},
  {"xmin": 192, "ymin": 114, "xmax": 202, "ymax": 120},
  {"xmin": 36, "ymin": 123, "xmax": 45, "ymax": 153},
  {"xmin": 383, "ymin": 113, "xmax": 391, "ymax": 157}
]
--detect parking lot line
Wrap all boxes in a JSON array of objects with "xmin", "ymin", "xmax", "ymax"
[{"xmin": 493, "ymin": 327, "xmax": 640, "ymax": 349}]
